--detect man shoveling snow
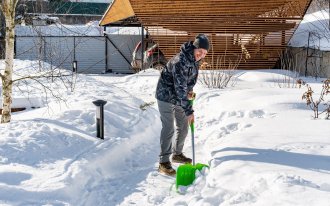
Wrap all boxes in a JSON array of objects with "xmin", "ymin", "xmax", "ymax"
[{"xmin": 155, "ymin": 34, "xmax": 209, "ymax": 176}]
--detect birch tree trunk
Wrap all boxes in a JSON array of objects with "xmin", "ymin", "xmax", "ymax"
[{"xmin": 1, "ymin": 0, "xmax": 18, "ymax": 123}]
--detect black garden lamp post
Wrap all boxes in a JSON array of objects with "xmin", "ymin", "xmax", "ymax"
[
  {"xmin": 92, "ymin": 100, "xmax": 107, "ymax": 139},
  {"xmin": 72, "ymin": 60, "xmax": 77, "ymax": 73}
]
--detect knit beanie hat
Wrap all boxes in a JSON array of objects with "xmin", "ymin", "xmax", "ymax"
[{"xmin": 193, "ymin": 34, "xmax": 210, "ymax": 51}]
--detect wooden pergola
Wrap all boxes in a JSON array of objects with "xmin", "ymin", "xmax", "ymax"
[{"xmin": 100, "ymin": 0, "xmax": 312, "ymax": 69}]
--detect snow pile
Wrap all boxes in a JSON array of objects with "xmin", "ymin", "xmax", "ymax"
[
  {"xmin": 236, "ymin": 69, "xmax": 299, "ymax": 82},
  {"xmin": 0, "ymin": 61, "xmax": 330, "ymax": 205}
]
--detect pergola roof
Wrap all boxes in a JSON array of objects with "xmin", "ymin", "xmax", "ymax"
[
  {"xmin": 99, "ymin": 0, "xmax": 135, "ymax": 26},
  {"xmin": 100, "ymin": 0, "xmax": 312, "ymax": 69}
]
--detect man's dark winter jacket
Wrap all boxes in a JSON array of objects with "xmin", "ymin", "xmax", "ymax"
[{"xmin": 156, "ymin": 41, "xmax": 199, "ymax": 116}]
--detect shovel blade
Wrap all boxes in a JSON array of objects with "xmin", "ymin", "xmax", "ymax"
[{"xmin": 176, "ymin": 163, "xmax": 208, "ymax": 188}]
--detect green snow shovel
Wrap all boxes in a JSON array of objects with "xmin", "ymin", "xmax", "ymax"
[{"xmin": 176, "ymin": 122, "xmax": 208, "ymax": 188}]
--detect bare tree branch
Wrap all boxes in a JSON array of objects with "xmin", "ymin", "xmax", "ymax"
[{"xmin": 12, "ymin": 73, "xmax": 71, "ymax": 82}]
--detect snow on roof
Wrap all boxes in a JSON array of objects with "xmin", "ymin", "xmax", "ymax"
[{"xmin": 289, "ymin": 9, "xmax": 330, "ymax": 51}]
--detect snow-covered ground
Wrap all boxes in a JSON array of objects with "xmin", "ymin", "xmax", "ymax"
[{"xmin": 0, "ymin": 60, "xmax": 330, "ymax": 205}]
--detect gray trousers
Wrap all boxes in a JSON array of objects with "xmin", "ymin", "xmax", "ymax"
[{"xmin": 157, "ymin": 100, "xmax": 189, "ymax": 163}]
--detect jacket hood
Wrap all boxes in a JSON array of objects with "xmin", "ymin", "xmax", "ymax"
[{"xmin": 180, "ymin": 41, "xmax": 196, "ymax": 62}]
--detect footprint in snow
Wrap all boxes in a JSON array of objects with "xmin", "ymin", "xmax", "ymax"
[{"xmin": 248, "ymin": 110, "xmax": 266, "ymax": 118}]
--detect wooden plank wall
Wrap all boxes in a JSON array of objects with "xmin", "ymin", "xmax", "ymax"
[{"xmin": 129, "ymin": 0, "xmax": 312, "ymax": 69}]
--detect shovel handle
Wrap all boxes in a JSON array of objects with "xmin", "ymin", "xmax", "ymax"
[
  {"xmin": 189, "ymin": 97, "xmax": 195, "ymax": 165},
  {"xmin": 190, "ymin": 122, "xmax": 195, "ymax": 166}
]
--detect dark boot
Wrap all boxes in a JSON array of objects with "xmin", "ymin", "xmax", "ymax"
[
  {"xmin": 158, "ymin": 162, "xmax": 176, "ymax": 176},
  {"xmin": 172, "ymin": 153, "xmax": 192, "ymax": 164}
]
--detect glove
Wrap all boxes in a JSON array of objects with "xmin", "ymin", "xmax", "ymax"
[
  {"xmin": 188, "ymin": 91, "xmax": 196, "ymax": 105},
  {"xmin": 188, "ymin": 91, "xmax": 196, "ymax": 100}
]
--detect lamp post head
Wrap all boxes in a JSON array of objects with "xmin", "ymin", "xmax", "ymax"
[{"xmin": 93, "ymin": 100, "xmax": 107, "ymax": 107}]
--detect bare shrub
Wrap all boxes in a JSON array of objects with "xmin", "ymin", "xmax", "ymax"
[
  {"xmin": 276, "ymin": 48, "xmax": 304, "ymax": 88},
  {"xmin": 302, "ymin": 79, "xmax": 330, "ymax": 119},
  {"xmin": 199, "ymin": 55, "xmax": 242, "ymax": 89}
]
